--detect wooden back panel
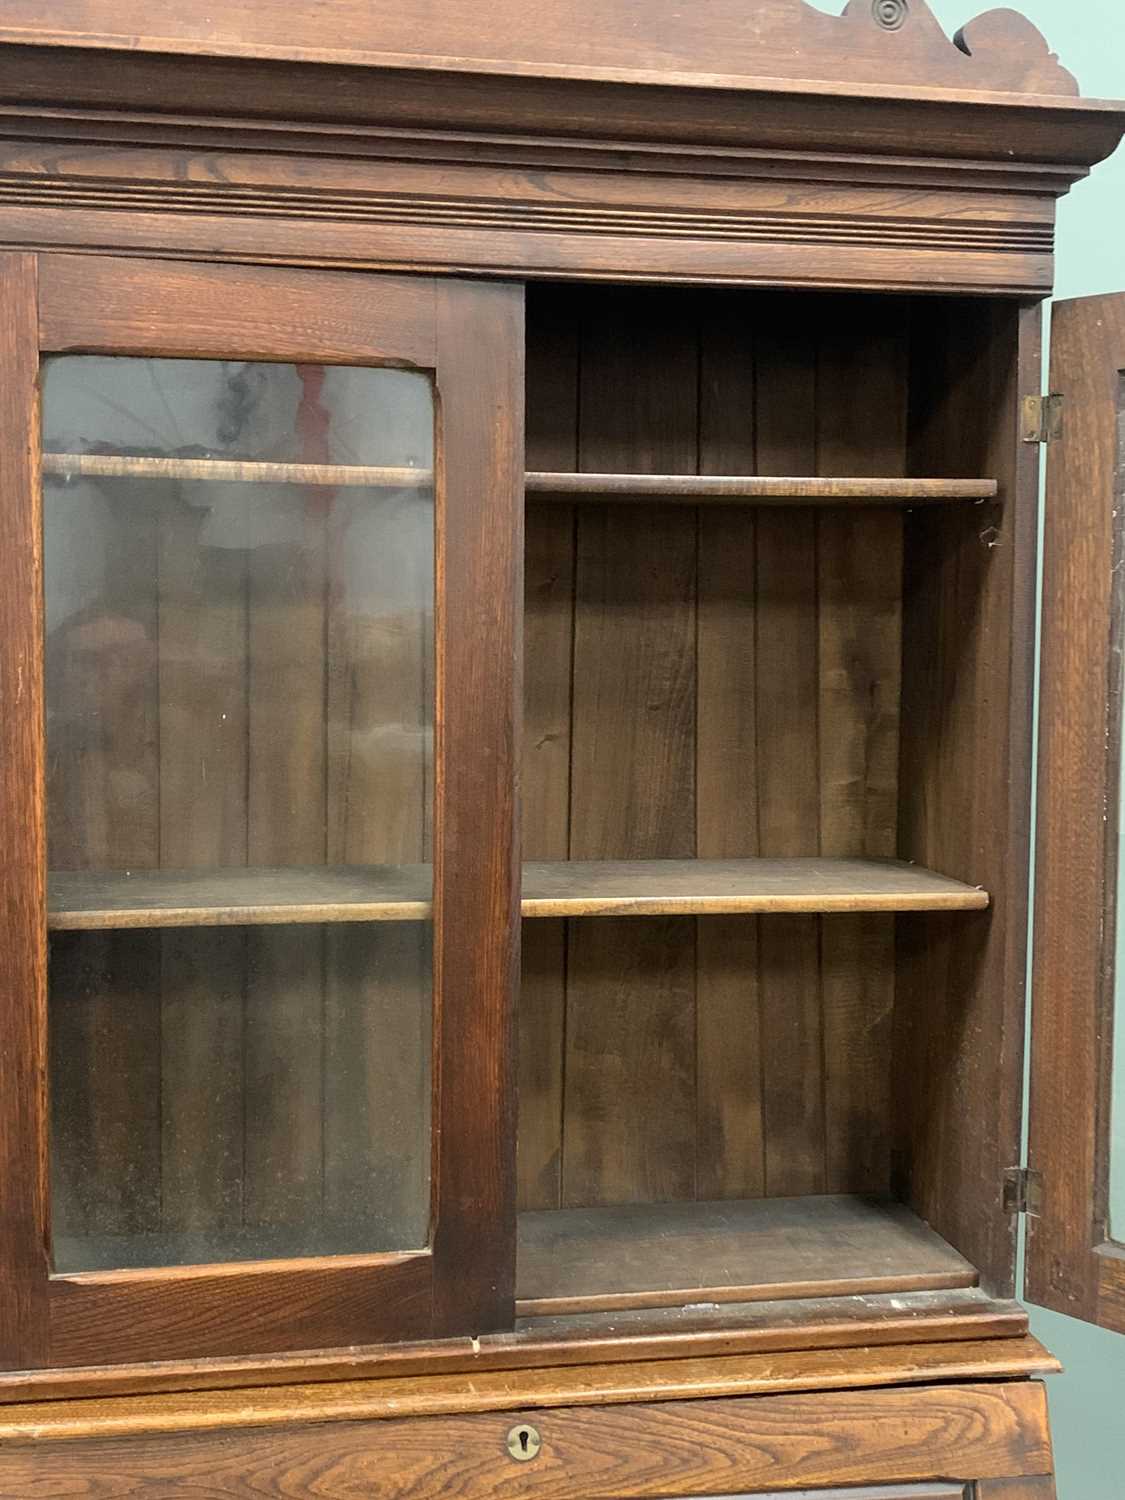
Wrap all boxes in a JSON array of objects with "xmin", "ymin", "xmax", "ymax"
[{"xmin": 520, "ymin": 284, "xmax": 909, "ymax": 1211}]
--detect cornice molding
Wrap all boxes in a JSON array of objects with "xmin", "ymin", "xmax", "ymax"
[
  {"xmin": 0, "ymin": 114, "xmax": 1060, "ymax": 295},
  {"xmin": 0, "ymin": 8, "xmax": 1119, "ymax": 299}
]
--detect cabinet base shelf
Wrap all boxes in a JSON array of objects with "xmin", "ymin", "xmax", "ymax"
[{"xmin": 515, "ymin": 1195, "xmax": 978, "ymax": 1318}]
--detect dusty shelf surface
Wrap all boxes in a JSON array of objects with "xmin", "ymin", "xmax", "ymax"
[{"xmin": 516, "ymin": 1194, "xmax": 979, "ymax": 1318}]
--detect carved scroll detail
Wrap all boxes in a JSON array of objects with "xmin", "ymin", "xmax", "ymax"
[{"xmin": 819, "ymin": 0, "xmax": 1079, "ymax": 95}]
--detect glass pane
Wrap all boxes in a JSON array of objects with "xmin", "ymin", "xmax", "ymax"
[{"xmin": 43, "ymin": 356, "xmax": 434, "ymax": 1271}]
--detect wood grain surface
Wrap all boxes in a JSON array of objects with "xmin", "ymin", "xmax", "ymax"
[
  {"xmin": 895, "ymin": 300, "xmax": 1040, "ymax": 1298},
  {"xmin": 16, "ymin": 255, "xmax": 522, "ymax": 1366},
  {"xmin": 38, "ymin": 255, "xmax": 437, "ymax": 366},
  {"xmin": 429, "ymin": 277, "xmax": 523, "ymax": 1335},
  {"xmin": 562, "ymin": 286, "xmax": 699, "ymax": 1209},
  {"xmin": 815, "ymin": 294, "xmax": 905, "ymax": 1198},
  {"xmin": 516, "ymin": 1194, "xmax": 976, "ymax": 1315},
  {"xmin": 0, "ymin": 1341, "xmax": 1057, "ymax": 1442},
  {"xmin": 520, "ymin": 286, "xmax": 578, "ymax": 1213},
  {"xmin": 0, "ymin": 253, "xmax": 49, "ymax": 1369},
  {"xmin": 0, "ymin": 0, "xmax": 1083, "ymax": 96},
  {"xmin": 1028, "ymin": 291, "xmax": 1125, "ymax": 1333},
  {"xmin": 0, "ymin": 1287, "xmax": 1029, "ymax": 1404},
  {"xmin": 977, "ymin": 1479, "xmax": 1058, "ymax": 1500},
  {"xmin": 518, "ymin": 286, "xmax": 930, "ymax": 1220},
  {"xmin": 48, "ymin": 857, "xmax": 986, "ymax": 928},
  {"xmin": 526, "ymin": 473, "xmax": 994, "ymax": 503},
  {"xmin": 0, "ymin": 1380, "xmax": 1054, "ymax": 1495}
]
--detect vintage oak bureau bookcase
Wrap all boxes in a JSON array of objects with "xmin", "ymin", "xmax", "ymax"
[{"xmin": 0, "ymin": 0, "xmax": 1122, "ymax": 1494}]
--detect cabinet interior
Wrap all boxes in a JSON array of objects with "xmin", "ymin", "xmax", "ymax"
[
  {"xmin": 516, "ymin": 282, "xmax": 1025, "ymax": 1319},
  {"xmin": 40, "ymin": 276, "xmax": 1025, "ymax": 1329}
]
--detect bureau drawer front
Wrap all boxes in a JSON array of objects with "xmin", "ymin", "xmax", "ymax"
[{"xmin": 0, "ymin": 1383, "xmax": 1051, "ymax": 1497}]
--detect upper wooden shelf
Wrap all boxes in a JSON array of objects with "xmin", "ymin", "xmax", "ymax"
[
  {"xmin": 48, "ymin": 857, "xmax": 987, "ymax": 931},
  {"xmin": 521, "ymin": 858, "xmax": 987, "ymax": 917},
  {"xmin": 41, "ymin": 452, "xmax": 432, "ymax": 490},
  {"xmin": 42, "ymin": 455, "xmax": 996, "ymax": 507},
  {"xmin": 525, "ymin": 473, "xmax": 998, "ymax": 505},
  {"xmin": 49, "ymin": 865, "xmax": 433, "ymax": 930}
]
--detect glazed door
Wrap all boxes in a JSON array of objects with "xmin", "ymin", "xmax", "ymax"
[
  {"xmin": 1029, "ymin": 291, "xmax": 1125, "ymax": 1333},
  {"xmin": 0, "ymin": 253, "xmax": 522, "ymax": 1368}
]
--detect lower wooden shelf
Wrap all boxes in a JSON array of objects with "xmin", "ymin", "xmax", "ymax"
[
  {"xmin": 515, "ymin": 1195, "xmax": 978, "ymax": 1318},
  {"xmin": 48, "ymin": 857, "xmax": 987, "ymax": 930}
]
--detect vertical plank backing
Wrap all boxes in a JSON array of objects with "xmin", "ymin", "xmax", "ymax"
[
  {"xmin": 244, "ymin": 491, "xmax": 327, "ymax": 1229},
  {"xmin": 526, "ymin": 285, "xmax": 908, "ymax": 1215},
  {"xmin": 564, "ymin": 287, "xmax": 698, "ymax": 1207},
  {"xmin": 46, "ymin": 475, "xmax": 162, "ymax": 1247},
  {"xmin": 816, "ymin": 295, "xmax": 906, "ymax": 1196},
  {"xmin": 754, "ymin": 297, "xmax": 826, "ymax": 1198},
  {"xmin": 157, "ymin": 483, "xmax": 249, "ymax": 1238},
  {"xmin": 897, "ymin": 299, "xmax": 1038, "ymax": 1295},
  {"xmin": 696, "ymin": 295, "xmax": 765, "ymax": 1200},
  {"xmin": 520, "ymin": 286, "xmax": 579, "ymax": 1212},
  {"xmin": 0, "ymin": 253, "xmax": 49, "ymax": 1366},
  {"xmin": 323, "ymin": 468, "xmax": 432, "ymax": 1245}
]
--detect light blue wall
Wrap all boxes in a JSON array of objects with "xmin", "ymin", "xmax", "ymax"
[{"xmin": 928, "ymin": 4, "xmax": 1125, "ymax": 1495}]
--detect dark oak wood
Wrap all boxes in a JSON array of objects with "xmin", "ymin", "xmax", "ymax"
[
  {"xmin": 563, "ymin": 286, "xmax": 698, "ymax": 1210},
  {"xmin": 0, "ymin": 1341, "xmax": 1057, "ymax": 1441},
  {"xmin": 1028, "ymin": 292, "xmax": 1125, "ymax": 1334},
  {"xmin": 48, "ymin": 459, "xmax": 986, "ymax": 504},
  {"xmin": 712, "ymin": 1490, "xmax": 965, "ymax": 1500},
  {"xmin": 0, "ymin": 1380, "xmax": 1053, "ymax": 1495},
  {"xmin": 755, "ymin": 299, "xmax": 824, "ymax": 1200},
  {"xmin": 516, "ymin": 1195, "xmax": 976, "ymax": 1317},
  {"xmin": 12, "ymin": 254, "xmax": 523, "ymax": 1368},
  {"xmin": 0, "ymin": 0, "xmax": 1083, "ymax": 96},
  {"xmin": 977, "ymin": 1480, "xmax": 1058, "ymax": 1500},
  {"xmin": 48, "ymin": 865, "xmax": 434, "ymax": 928},
  {"xmin": 49, "ymin": 858, "xmax": 986, "ymax": 928},
  {"xmin": 0, "ymin": 253, "xmax": 49, "ymax": 1371},
  {"xmin": 519, "ymin": 288, "xmax": 578, "ymax": 1215},
  {"xmin": 0, "ymin": 122, "xmax": 1068, "ymax": 297},
  {"xmin": 517, "ymin": 285, "xmax": 1018, "ymax": 1240},
  {"xmin": 526, "ymin": 474, "xmax": 995, "ymax": 504},
  {"xmin": 0, "ymin": 0, "xmax": 1120, "ymax": 1473},
  {"xmin": 48, "ymin": 1253, "xmax": 432, "ymax": 1367},
  {"xmin": 523, "ymin": 859, "xmax": 986, "ymax": 917},
  {"xmin": 0, "ymin": 1288, "xmax": 1026, "ymax": 1403},
  {"xmin": 895, "ymin": 300, "xmax": 1041, "ymax": 1299},
  {"xmin": 38, "ymin": 255, "xmax": 437, "ymax": 366},
  {"xmin": 696, "ymin": 301, "xmax": 763, "ymax": 1202},
  {"xmin": 430, "ymin": 277, "xmax": 523, "ymax": 1336},
  {"xmin": 816, "ymin": 294, "xmax": 906, "ymax": 1199}
]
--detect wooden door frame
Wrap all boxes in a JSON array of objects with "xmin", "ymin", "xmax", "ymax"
[
  {"xmin": 0, "ymin": 252, "xmax": 522, "ymax": 1368},
  {"xmin": 1029, "ymin": 291, "xmax": 1125, "ymax": 1333}
]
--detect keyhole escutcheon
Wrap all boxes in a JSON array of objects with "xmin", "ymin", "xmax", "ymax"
[{"xmin": 506, "ymin": 1423, "xmax": 542, "ymax": 1462}]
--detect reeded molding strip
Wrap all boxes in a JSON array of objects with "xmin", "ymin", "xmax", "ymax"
[{"xmin": 0, "ymin": 177, "xmax": 1055, "ymax": 259}]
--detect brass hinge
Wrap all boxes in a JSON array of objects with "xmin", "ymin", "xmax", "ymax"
[
  {"xmin": 1021, "ymin": 393, "xmax": 1063, "ymax": 444},
  {"xmin": 1003, "ymin": 1166, "xmax": 1044, "ymax": 1217}
]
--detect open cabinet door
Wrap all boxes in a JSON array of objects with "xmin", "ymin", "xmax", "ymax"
[{"xmin": 1029, "ymin": 293, "xmax": 1125, "ymax": 1333}]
